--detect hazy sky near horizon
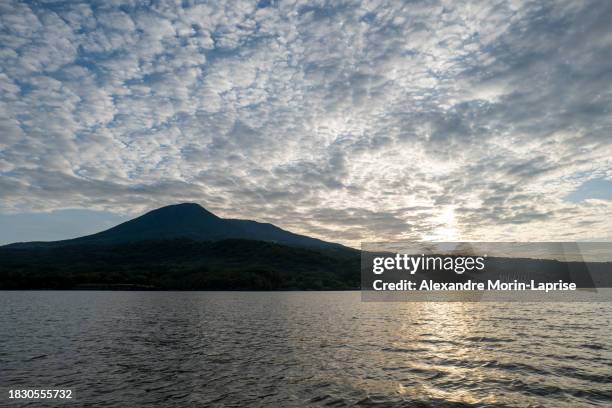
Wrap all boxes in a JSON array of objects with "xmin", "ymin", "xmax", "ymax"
[{"xmin": 1, "ymin": 0, "xmax": 611, "ymax": 246}]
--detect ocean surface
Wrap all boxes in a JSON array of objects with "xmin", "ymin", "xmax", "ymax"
[{"xmin": 1, "ymin": 291, "xmax": 611, "ymax": 407}]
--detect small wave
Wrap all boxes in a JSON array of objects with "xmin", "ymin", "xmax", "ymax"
[
  {"xmin": 554, "ymin": 366, "xmax": 612, "ymax": 384},
  {"xmin": 356, "ymin": 395, "xmax": 508, "ymax": 407},
  {"xmin": 464, "ymin": 336, "xmax": 514, "ymax": 343},
  {"xmin": 480, "ymin": 360, "xmax": 551, "ymax": 376},
  {"xmin": 580, "ymin": 343, "xmax": 606, "ymax": 350},
  {"xmin": 417, "ymin": 338, "xmax": 460, "ymax": 346},
  {"xmin": 381, "ymin": 347, "xmax": 429, "ymax": 353},
  {"xmin": 309, "ymin": 394, "xmax": 348, "ymax": 406},
  {"xmin": 430, "ymin": 357, "xmax": 550, "ymax": 376},
  {"xmin": 25, "ymin": 354, "xmax": 47, "ymax": 361},
  {"xmin": 569, "ymin": 388, "xmax": 612, "ymax": 402},
  {"xmin": 428, "ymin": 371, "xmax": 447, "ymax": 380}
]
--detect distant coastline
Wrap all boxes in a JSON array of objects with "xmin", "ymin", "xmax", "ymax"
[{"xmin": 3, "ymin": 203, "xmax": 611, "ymax": 291}]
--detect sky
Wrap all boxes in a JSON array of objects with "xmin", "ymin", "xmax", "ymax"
[{"xmin": 0, "ymin": 0, "xmax": 611, "ymax": 246}]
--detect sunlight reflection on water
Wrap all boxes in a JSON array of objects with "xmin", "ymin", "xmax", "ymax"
[{"xmin": 1, "ymin": 291, "xmax": 611, "ymax": 407}]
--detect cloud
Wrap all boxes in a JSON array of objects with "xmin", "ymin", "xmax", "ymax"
[{"xmin": 1, "ymin": 0, "xmax": 611, "ymax": 245}]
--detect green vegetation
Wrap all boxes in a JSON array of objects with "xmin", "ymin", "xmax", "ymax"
[{"xmin": 0, "ymin": 239, "xmax": 360, "ymax": 290}]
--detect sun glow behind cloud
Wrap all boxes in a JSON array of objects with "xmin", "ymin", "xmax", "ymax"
[
  {"xmin": 425, "ymin": 206, "xmax": 459, "ymax": 242},
  {"xmin": 0, "ymin": 0, "xmax": 611, "ymax": 246}
]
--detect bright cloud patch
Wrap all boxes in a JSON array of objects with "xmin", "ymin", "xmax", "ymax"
[{"xmin": 1, "ymin": 0, "xmax": 611, "ymax": 245}]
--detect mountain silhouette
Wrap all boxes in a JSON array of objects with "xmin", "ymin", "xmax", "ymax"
[
  {"xmin": 5, "ymin": 203, "xmax": 347, "ymax": 250},
  {"xmin": 2, "ymin": 203, "xmax": 610, "ymax": 291}
]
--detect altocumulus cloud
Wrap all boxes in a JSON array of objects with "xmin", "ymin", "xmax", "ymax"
[{"xmin": 0, "ymin": 0, "xmax": 611, "ymax": 245}]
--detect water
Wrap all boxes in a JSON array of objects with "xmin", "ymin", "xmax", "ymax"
[{"xmin": 1, "ymin": 291, "xmax": 611, "ymax": 407}]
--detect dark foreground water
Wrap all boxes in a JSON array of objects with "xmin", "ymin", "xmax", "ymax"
[{"xmin": 1, "ymin": 292, "xmax": 611, "ymax": 407}]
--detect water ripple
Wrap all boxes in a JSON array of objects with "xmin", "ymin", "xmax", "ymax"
[{"xmin": 1, "ymin": 291, "xmax": 611, "ymax": 407}]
